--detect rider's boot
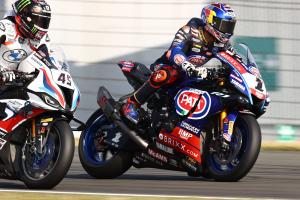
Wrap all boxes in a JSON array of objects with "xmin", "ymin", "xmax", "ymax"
[{"xmin": 122, "ymin": 97, "xmax": 141, "ymax": 124}]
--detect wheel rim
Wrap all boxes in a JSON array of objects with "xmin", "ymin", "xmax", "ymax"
[
  {"xmin": 82, "ymin": 115, "xmax": 119, "ymax": 165},
  {"xmin": 208, "ymin": 119, "xmax": 248, "ymax": 174},
  {"xmin": 22, "ymin": 126, "xmax": 61, "ymax": 181}
]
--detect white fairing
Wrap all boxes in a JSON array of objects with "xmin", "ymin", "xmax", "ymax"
[
  {"xmin": 17, "ymin": 53, "xmax": 40, "ymax": 73},
  {"xmin": 4, "ymin": 48, "xmax": 80, "ymax": 112}
]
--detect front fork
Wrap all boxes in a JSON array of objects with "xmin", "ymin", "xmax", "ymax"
[
  {"xmin": 220, "ymin": 110, "xmax": 238, "ymax": 144},
  {"xmin": 30, "ymin": 118, "xmax": 53, "ymax": 154}
]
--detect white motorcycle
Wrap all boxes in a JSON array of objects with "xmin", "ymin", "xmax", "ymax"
[{"xmin": 0, "ymin": 45, "xmax": 82, "ymax": 189}]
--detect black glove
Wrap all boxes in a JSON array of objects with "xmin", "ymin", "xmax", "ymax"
[
  {"xmin": 1, "ymin": 70, "xmax": 16, "ymax": 83},
  {"xmin": 182, "ymin": 61, "xmax": 208, "ymax": 78}
]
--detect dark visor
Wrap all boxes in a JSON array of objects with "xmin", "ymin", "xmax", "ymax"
[
  {"xmin": 31, "ymin": 14, "xmax": 51, "ymax": 29},
  {"xmin": 213, "ymin": 17, "xmax": 236, "ymax": 35}
]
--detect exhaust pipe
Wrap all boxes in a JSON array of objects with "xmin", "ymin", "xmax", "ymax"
[
  {"xmin": 114, "ymin": 120, "xmax": 148, "ymax": 150},
  {"xmin": 97, "ymin": 86, "xmax": 148, "ymax": 150}
]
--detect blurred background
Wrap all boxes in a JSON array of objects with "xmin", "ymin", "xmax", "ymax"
[{"xmin": 1, "ymin": 0, "xmax": 299, "ymax": 142}]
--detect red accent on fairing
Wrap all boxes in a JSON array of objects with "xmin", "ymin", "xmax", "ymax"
[
  {"xmin": 218, "ymin": 52, "xmax": 247, "ymax": 74},
  {"xmin": 158, "ymin": 130, "xmax": 201, "ymax": 163},
  {"xmin": 0, "ymin": 109, "xmax": 45, "ymax": 133},
  {"xmin": 250, "ymin": 88, "xmax": 266, "ymax": 100},
  {"xmin": 41, "ymin": 68, "xmax": 65, "ymax": 108},
  {"xmin": 170, "ymin": 126, "xmax": 200, "ymax": 149}
]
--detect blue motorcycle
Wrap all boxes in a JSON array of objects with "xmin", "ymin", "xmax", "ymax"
[{"xmin": 78, "ymin": 44, "xmax": 269, "ymax": 181}]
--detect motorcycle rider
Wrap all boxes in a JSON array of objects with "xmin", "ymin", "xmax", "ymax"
[
  {"xmin": 122, "ymin": 3, "xmax": 237, "ymax": 124},
  {"xmin": 0, "ymin": 0, "xmax": 51, "ymax": 83},
  {"xmin": 0, "ymin": 0, "xmax": 51, "ymax": 120}
]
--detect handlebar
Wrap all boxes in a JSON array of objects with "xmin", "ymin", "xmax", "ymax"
[
  {"xmin": 0, "ymin": 71, "xmax": 36, "ymax": 86},
  {"xmin": 194, "ymin": 66, "xmax": 228, "ymax": 81}
]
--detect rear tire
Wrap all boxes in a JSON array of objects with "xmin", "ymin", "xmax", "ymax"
[
  {"xmin": 20, "ymin": 120, "xmax": 74, "ymax": 189},
  {"xmin": 78, "ymin": 109, "xmax": 132, "ymax": 179},
  {"xmin": 204, "ymin": 114, "xmax": 261, "ymax": 182}
]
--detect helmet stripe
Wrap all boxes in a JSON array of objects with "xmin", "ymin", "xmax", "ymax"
[
  {"xmin": 207, "ymin": 10, "xmax": 216, "ymax": 24},
  {"xmin": 17, "ymin": 0, "xmax": 31, "ymax": 11}
]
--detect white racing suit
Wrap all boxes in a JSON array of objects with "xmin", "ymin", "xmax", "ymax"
[
  {"xmin": 0, "ymin": 16, "xmax": 51, "ymax": 72},
  {"xmin": 0, "ymin": 16, "xmax": 52, "ymax": 120}
]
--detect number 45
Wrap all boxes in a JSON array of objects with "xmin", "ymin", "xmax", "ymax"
[{"xmin": 58, "ymin": 73, "xmax": 72, "ymax": 86}]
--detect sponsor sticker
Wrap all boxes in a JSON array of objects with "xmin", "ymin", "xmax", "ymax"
[
  {"xmin": 156, "ymin": 142, "xmax": 174, "ymax": 154},
  {"xmin": 158, "ymin": 132, "xmax": 201, "ymax": 162},
  {"xmin": 180, "ymin": 121, "xmax": 200, "ymax": 134},
  {"xmin": 170, "ymin": 126, "xmax": 201, "ymax": 150},
  {"xmin": 219, "ymin": 52, "xmax": 246, "ymax": 74},
  {"xmin": 174, "ymin": 88, "xmax": 211, "ymax": 120},
  {"xmin": 188, "ymin": 55, "xmax": 207, "ymax": 65},
  {"xmin": 178, "ymin": 128, "xmax": 193, "ymax": 140},
  {"xmin": 230, "ymin": 79, "xmax": 246, "ymax": 91},
  {"xmin": 230, "ymin": 73, "xmax": 243, "ymax": 83},
  {"xmin": 120, "ymin": 61, "xmax": 135, "ymax": 72},
  {"xmin": 174, "ymin": 54, "xmax": 185, "ymax": 65},
  {"xmin": 148, "ymin": 148, "xmax": 168, "ymax": 163}
]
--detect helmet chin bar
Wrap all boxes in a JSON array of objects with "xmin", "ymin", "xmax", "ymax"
[{"xmin": 205, "ymin": 25, "xmax": 230, "ymax": 44}]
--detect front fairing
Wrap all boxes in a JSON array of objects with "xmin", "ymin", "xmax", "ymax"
[
  {"xmin": 25, "ymin": 51, "xmax": 80, "ymax": 112},
  {"xmin": 215, "ymin": 45, "xmax": 268, "ymax": 105}
]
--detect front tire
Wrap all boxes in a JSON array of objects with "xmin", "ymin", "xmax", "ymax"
[
  {"xmin": 78, "ymin": 109, "xmax": 132, "ymax": 179},
  {"xmin": 20, "ymin": 120, "xmax": 75, "ymax": 189},
  {"xmin": 204, "ymin": 114, "xmax": 261, "ymax": 182}
]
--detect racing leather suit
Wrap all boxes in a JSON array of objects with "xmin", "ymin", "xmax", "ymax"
[
  {"xmin": 131, "ymin": 18, "xmax": 232, "ymax": 105},
  {"xmin": 0, "ymin": 15, "xmax": 51, "ymax": 118},
  {"xmin": 0, "ymin": 16, "xmax": 51, "ymax": 72}
]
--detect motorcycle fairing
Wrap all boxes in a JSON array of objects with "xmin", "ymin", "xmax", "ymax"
[
  {"xmin": 216, "ymin": 51, "xmax": 267, "ymax": 103},
  {"xmin": 157, "ymin": 130, "xmax": 202, "ymax": 162},
  {"xmin": 0, "ymin": 99, "xmax": 44, "ymax": 133},
  {"xmin": 118, "ymin": 61, "xmax": 152, "ymax": 90}
]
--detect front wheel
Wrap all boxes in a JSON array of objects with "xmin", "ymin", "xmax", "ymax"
[
  {"xmin": 78, "ymin": 109, "xmax": 132, "ymax": 179},
  {"xmin": 20, "ymin": 120, "xmax": 75, "ymax": 189},
  {"xmin": 204, "ymin": 114, "xmax": 261, "ymax": 182}
]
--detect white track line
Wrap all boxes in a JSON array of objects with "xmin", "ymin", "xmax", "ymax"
[{"xmin": 0, "ymin": 189, "xmax": 290, "ymax": 200}]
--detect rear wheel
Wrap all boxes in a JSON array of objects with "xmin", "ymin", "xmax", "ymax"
[
  {"xmin": 204, "ymin": 114, "xmax": 261, "ymax": 181},
  {"xmin": 78, "ymin": 109, "xmax": 132, "ymax": 179},
  {"xmin": 20, "ymin": 120, "xmax": 74, "ymax": 189}
]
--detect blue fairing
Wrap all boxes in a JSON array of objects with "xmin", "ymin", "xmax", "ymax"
[
  {"xmin": 215, "ymin": 53, "xmax": 253, "ymax": 105},
  {"xmin": 171, "ymin": 77, "xmax": 225, "ymax": 131}
]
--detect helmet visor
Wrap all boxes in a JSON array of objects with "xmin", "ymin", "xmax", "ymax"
[
  {"xmin": 31, "ymin": 14, "xmax": 50, "ymax": 29},
  {"xmin": 213, "ymin": 17, "xmax": 236, "ymax": 35}
]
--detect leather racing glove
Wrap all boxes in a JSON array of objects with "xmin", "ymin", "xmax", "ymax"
[
  {"xmin": 181, "ymin": 61, "xmax": 208, "ymax": 79},
  {"xmin": 1, "ymin": 70, "xmax": 16, "ymax": 83}
]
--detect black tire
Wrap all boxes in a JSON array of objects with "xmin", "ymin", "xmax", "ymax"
[
  {"xmin": 204, "ymin": 114, "xmax": 261, "ymax": 182},
  {"xmin": 78, "ymin": 109, "xmax": 132, "ymax": 179},
  {"xmin": 20, "ymin": 120, "xmax": 75, "ymax": 189}
]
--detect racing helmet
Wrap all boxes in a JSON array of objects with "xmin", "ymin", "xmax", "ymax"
[
  {"xmin": 201, "ymin": 3, "xmax": 236, "ymax": 43},
  {"xmin": 12, "ymin": 0, "xmax": 51, "ymax": 40}
]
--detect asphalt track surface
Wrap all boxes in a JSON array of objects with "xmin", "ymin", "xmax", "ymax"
[{"xmin": 1, "ymin": 150, "xmax": 300, "ymax": 199}]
